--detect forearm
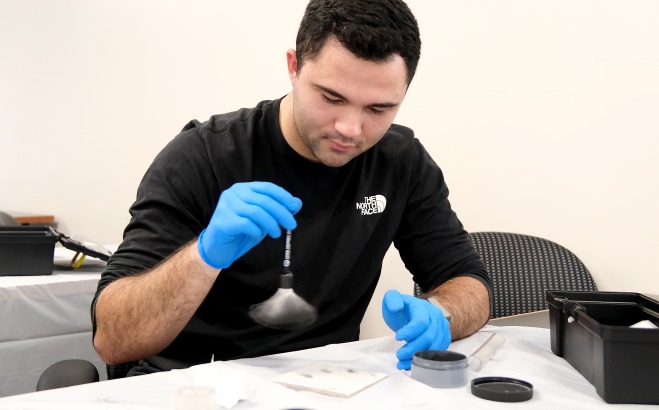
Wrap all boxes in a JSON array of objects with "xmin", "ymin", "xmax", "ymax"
[
  {"xmin": 425, "ymin": 276, "xmax": 490, "ymax": 340},
  {"xmin": 93, "ymin": 240, "xmax": 218, "ymax": 364}
]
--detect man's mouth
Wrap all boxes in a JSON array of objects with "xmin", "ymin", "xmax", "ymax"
[{"xmin": 327, "ymin": 138, "xmax": 355, "ymax": 152}]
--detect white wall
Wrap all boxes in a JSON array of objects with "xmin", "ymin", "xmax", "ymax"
[{"xmin": 2, "ymin": 1, "xmax": 657, "ymax": 340}]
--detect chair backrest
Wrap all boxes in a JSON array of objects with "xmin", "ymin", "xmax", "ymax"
[
  {"xmin": 414, "ymin": 231, "xmax": 597, "ymax": 318},
  {"xmin": 36, "ymin": 360, "xmax": 138, "ymax": 391},
  {"xmin": 36, "ymin": 359, "xmax": 100, "ymax": 391}
]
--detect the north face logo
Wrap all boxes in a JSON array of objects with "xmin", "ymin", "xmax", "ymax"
[{"xmin": 356, "ymin": 195, "xmax": 387, "ymax": 215}]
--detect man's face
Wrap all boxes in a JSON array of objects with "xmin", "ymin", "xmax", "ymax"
[{"xmin": 284, "ymin": 37, "xmax": 408, "ymax": 167}]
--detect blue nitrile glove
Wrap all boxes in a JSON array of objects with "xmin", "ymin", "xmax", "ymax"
[
  {"xmin": 197, "ymin": 182, "xmax": 302, "ymax": 269},
  {"xmin": 382, "ymin": 289, "xmax": 451, "ymax": 370}
]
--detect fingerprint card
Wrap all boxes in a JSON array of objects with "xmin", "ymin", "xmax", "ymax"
[{"xmin": 272, "ymin": 363, "xmax": 388, "ymax": 397}]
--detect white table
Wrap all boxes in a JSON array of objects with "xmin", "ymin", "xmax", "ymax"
[
  {"xmin": 0, "ymin": 248, "xmax": 105, "ymax": 397},
  {"xmin": 0, "ymin": 325, "xmax": 642, "ymax": 409}
]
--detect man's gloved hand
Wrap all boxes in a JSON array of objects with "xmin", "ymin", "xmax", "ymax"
[
  {"xmin": 198, "ymin": 182, "xmax": 302, "ymax": 269},
  {"xmin": 382, "ymin": 289, "xmax": 451, "ymax": 370}
]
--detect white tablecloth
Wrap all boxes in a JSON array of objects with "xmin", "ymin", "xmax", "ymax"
[
  {"xmin": 0, "ymin": 248, "xmax": 105, "ymax": 397},
  {"xmin": 0, "ymin": 325, "xmax": 644, "ymax": 409}
]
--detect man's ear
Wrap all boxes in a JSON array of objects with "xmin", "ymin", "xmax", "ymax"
[{"xmin": 286, "ymin": 49, "xmax": 298, "ymax": 84}]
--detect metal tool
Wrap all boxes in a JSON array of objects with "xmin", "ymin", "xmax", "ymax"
[{"xmin": 248, "ymin": 229, "xmax": 317, "ymax": 330}]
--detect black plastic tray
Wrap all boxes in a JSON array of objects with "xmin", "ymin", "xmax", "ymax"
[
  {"xmin": 546, "ymin": 290, "xmax": 659, "ymax": 404},
  {"xmin": 0, "ymin": 226, "xmax": 59, "ymax": 276},
  {"xmin": 0, "ymin": 226, "xmax": 112, "ymax": 276}
]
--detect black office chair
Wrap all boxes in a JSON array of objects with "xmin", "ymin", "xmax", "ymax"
[
  {"xmin": 414, "ymin": 231, "xmax": 598, "ymax": 318},
  {"xmin": 37, "ymin": 360, "xmax": 139, "ymax": 391},
  {"xmin": 36, "ymin": 360, "xmax": 100, "ymax": 391},
  {"xmin": 105, "ymin": 361, "xmax": 139, "ymax": 380}
]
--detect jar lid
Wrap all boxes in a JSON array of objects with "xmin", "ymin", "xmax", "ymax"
[{"xmin": 471, "ymin": 377, "xmax": 534, "ymax": 402}]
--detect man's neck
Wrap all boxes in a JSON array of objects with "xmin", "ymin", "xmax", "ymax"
[{"xmin": 278, "ymin": 93, "xmax": 298, "ymax": 152}]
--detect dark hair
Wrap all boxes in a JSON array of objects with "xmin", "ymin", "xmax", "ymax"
[{"xmin": 296, "ymin": 0, "xmax": 421, "ymax": 84}]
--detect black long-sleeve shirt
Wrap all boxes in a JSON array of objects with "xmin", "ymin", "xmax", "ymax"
[{"xmin": 93, "ymin": 98, "xmax": 490, "ymax": 371}]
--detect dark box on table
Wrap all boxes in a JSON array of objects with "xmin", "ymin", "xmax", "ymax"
[
  {"xmin": 546, "ymin": 290, "xmax": 659, "ymax": 404},
  {"xmin": 0, "ymin": 226, "xmax": 59, "ymax": 276}
]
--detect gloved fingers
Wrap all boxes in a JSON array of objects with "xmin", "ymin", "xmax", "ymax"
[
  {"xmin": 424, "ymin": 305, "xmax": 451, "ymax": 350},
  {"xmin": 223, "ymin": 188, "xmax": 299, "ymax": 236},
  {"xmin": 222, "ymin": 190, "xmax": 297, "ymax": 238},
  {"xmin": 393, "ymin": 296, "xmax": 431, "ymax": 342},
  {"xmin": 382, "ymin": 290, "xmax": 410, "ymax": 332},
  {"xmin": 395, "ymin": 316, "xmax": 438, "ymax": 362},
  {"xmin": 395, "ymin": 329, "xmax": 449, "ymax": 370},
  {"xmin": 223, "ymin": 196, "xmax": 290, "ymax": 238},
  {"xmin": 395, "ymin": 342, "xmax": 415, "ymax": 367},
  {"xmin": 209, "ymin": 210, "xmax": 268, "ymax": 244},
  {"xmin": 382, "ymin": 289, "xmax": 405, "ymax": 313},
  {"xmin": 242, "ymin": 182, "xmax": 303, "ymax": 214},
  {"xmin": 397, "ymin": 358, "xmax": 413, "ymax": 371},
  {"xmin": 198, "ymin": 182, "xmax": 302, "ymax": 270},
  {"xmin": 395, "ymin": 319, "xmax": 451, "ymax": 371}
]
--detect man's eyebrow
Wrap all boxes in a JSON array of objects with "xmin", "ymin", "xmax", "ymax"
[{"xmin": 315, "ymin": 84, "xmax": 400, "ymax": 109}]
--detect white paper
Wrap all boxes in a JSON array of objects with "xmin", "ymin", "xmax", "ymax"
[
  {"xmin": 272, "ymin": 363, "xmax": 388, "ymax": 397},
  {"xmin": 190, "ymin": 363, "xmax": 247, "ymax": 408}
]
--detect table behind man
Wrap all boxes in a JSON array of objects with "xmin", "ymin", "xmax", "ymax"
[
  {"xmin": 92, "ymin": 0, "xmax": 491, "ymax": 376},
  {"xmin": 0, "ymin": 265, "xmax": 104, "ymax": 397}
]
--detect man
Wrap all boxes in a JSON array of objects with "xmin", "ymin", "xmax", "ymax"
[{"xmin": 93, "ymin": 0, "xmax": 491, "ymax": 374}]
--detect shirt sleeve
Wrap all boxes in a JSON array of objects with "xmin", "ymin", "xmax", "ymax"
[
  {"xmin": 393, "ymin": 139, "xmax": 492, "ymax": 295},
  {"xmin": 91, "ymin": 123, "xmax": 220, "ymax": 334}
]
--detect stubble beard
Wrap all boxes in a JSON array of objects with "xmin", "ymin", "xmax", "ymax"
[
  {"xmin": 300, "ymin": 129, "xmax": 357, "ymax": 168},
  {"xmin": 292, "ymin": 108, "xmax": 356, "ymax": 168}
]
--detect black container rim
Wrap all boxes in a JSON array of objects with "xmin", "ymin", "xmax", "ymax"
[
  {"xmin": 0, "ymin": 226, "xmax": 111, "ymax": 262},
  {"xmin": 0, "ymin": 226, "xmax": 59, "ymax": 244},
  {"xmin": 413, "ymin": 350, "xmax": 468, "ymax": 370},
  {"xmin": 0, "ymin": 226, "xmax": 58, "ymax": 235},
  {"xmin": 471, "ymin": 377, "xmax": 533, "ymax": 402}
]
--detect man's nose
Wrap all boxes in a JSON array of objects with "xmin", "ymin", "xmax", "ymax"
[{"xmin": 334, "ymin": 107, "xmax": 362, "ymax": 138}]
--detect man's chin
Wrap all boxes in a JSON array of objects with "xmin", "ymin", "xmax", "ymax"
[{"xmin": 316, "ymin": 153, "xmax": 354, "ymax": 168}]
